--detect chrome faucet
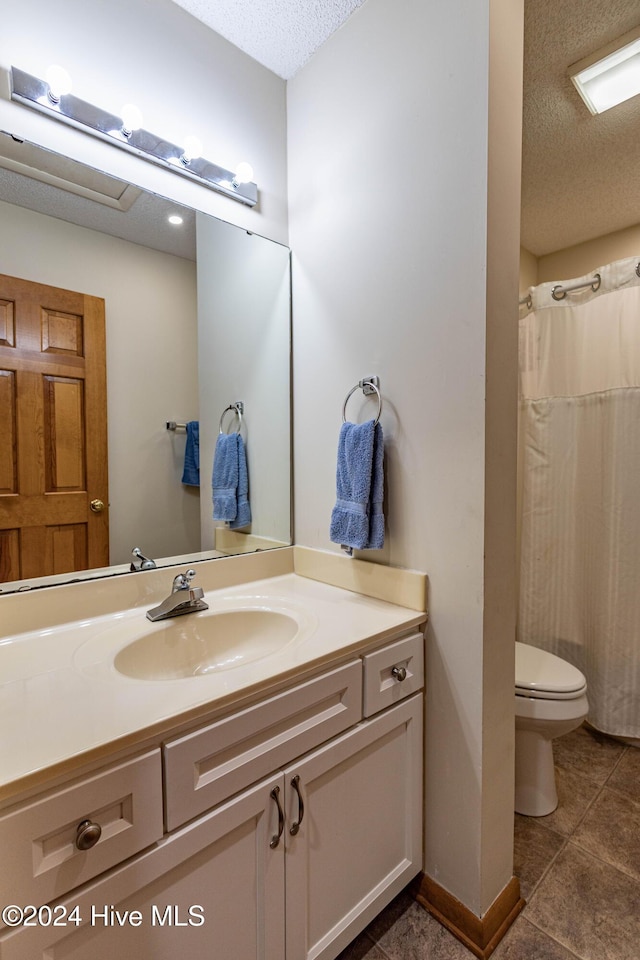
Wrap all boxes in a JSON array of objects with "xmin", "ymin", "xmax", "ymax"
[
  {"xmin": 146, "ymin": 569, "xmax": 209, "ymax": 622},
  {"xmin": 130, "ymin": 547, "xmax": 157, "ymax": 572}
]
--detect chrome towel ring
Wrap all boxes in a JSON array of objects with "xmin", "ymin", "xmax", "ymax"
[
  {"xmin": 219, "ymin": 401, "xmax": 244, "ymax": 434},
  {"xmin": 342, "ymin": 377, "xmax": 382, "ymax": 425}
]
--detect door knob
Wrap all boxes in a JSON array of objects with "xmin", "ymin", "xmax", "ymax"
[{"xmin": 90, "ymin": 499, "xmax": 105, "ymax": 513}]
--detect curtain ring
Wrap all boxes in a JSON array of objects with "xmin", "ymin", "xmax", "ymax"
[
  {"xmin": 636, "ymin": 262, "xmax": 640, "ymax": 278},
  {"xmin": 219, "ymin": 403, "xmax": 243, "ymax": 434},
  {"xmin": 591, "ymin": 273, "xmax": 601, "ymax": 292},
  {"xmin": 342, "ymin": 381, "xmax": 382, "ymax": 425},
  {"xmin": 551, "ymin": 285, "xmax": 566, "ymax": 301}
]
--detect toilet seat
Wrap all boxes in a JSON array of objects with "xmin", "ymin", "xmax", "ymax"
[{"xmin": 515, "ymin": 642, "xmax": 587, "ymax": 700}]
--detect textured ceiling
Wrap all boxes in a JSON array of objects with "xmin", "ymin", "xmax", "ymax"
[
  {"xmin": 522, "ymin": 0, "xmax": 640, "ymax": 256},
  {"xmin": 170, "ymin": 0, "xmax": 367, "ymax": 79}
]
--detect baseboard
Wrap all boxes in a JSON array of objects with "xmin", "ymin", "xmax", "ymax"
[{"xmin": 413, "ymin": 873, "xmax": 525, "ymax": 959}]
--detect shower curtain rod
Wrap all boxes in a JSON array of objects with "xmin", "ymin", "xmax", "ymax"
[{"xmin": 519, "ymin": 272, "xmax": 602, "ymax": 307}]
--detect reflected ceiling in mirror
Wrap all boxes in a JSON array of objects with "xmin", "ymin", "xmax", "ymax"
[{"xmin": 0, "ymin": 133, "xmax": 291, "ymax": 595}]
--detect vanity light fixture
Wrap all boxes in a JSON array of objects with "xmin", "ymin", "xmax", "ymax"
[
  {"xmin": 569, "ymin": 27, "xmax": 640, "ymax": 114},
  {"xmin": 9, "ymin": 65, "xmax": 258, "ymax": 206}
]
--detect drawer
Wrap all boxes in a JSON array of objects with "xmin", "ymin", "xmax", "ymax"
[
  {"xmin": 0, "ymin": 749, "xmax": 163, "ymax": 915},
  {"xmin": 164, "ymin": 660, "xmax": 362, "ymax": 830},
  {"xmin": 362, "ymin": 632, "xmax": 424, "ymax": 717}
]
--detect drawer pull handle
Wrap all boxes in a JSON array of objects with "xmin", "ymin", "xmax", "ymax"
[
  {"xmin": 269, "ymin": 786, "xmax": 285, "ymax": 849},
  {"xmin": 75, "ymin": 819, "xmax": 102, "ymax": 851},
  {"xmin": 289, "ymin": 775, "xmax": 304, "ymax": 836},
  {"xmin": 391, "ymin": 665, "xmax": 407, "ymax": 682}
]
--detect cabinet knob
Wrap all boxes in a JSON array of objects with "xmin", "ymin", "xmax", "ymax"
[
  {"xmin": 90, "ymin": 499, "xmax": 106, "ymax": 514},
  {"xmin": 391, "ymin": 665, "xmax": 407, "ymax": 682},
  {"xmin": 75, "ymin": 819, "xmax": 102, "ymax": 850}
]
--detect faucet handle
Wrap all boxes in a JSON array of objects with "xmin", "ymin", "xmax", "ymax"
[{"xmin": 172, "ymin": 569, "xmax": 197, "ymax": 591}]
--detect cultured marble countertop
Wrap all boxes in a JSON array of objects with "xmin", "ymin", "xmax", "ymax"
[{"xmin": 0, "ymin": 572, "xmax": 425, "ymax": 801}]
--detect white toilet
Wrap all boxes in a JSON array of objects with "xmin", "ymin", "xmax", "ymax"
[{"xmin": 514, "ymin": 642, "xmax": 588, "ymax": 817}]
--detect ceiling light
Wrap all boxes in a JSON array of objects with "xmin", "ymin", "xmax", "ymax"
[
  {"xmin": 168, "ymin": 214, "xmax": 183, "ymax": 225},
  {"xmin": 9, "ymin": 67, "xmax": 257, "ymax": 206},
  {"xmin": 570, "ymin": 28, "xmax": 640, "ymax": 115}
]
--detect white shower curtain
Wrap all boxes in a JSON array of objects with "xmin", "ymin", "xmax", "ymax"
[{"xmin": 518, "ymin": 256, "xmax": 640, "ymax": 739}]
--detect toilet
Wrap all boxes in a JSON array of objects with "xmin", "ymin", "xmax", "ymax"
[{"xmin": 514, "ymin": 642, "xmax": 588, "ymax": 817}]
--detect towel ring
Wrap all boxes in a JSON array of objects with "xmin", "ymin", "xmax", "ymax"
[
  {"xmin": 342, "ymin": 379, "xmax": 382, "ymax": 426},
  {"xmin": 219, "ymin": 402, "xmax": 244, "ymax": 435}
]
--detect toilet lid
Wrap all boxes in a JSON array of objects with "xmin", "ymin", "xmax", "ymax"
[{"xmin": 515, "ymin": 642, "xmax": 587, "ymax": 699}]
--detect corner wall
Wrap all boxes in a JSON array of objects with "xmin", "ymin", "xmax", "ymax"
[{"xmin": 288, "ymin": 0, "xmax": 521, "ymax": 918}]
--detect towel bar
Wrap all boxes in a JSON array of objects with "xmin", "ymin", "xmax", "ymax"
[
  {"xmin": 166, "ymin": 421, "xmax": 187, "ymax": 431},
  {"xmin": 342, "ymin": 377, "xmax": 382, "ymax": 425}
]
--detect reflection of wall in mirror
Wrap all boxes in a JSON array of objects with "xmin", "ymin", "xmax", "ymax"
[
  {"xmin": 197, "ymin": 213, "xmax": 291, "ymax": 551},
  {"xmin": 0, "ymin": 197, "xmax": 200, "ymax": 566}
]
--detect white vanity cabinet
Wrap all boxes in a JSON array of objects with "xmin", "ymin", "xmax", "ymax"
[{"xmin": 0, "ymin": 631, "xmax": 424, "ymax": 960}]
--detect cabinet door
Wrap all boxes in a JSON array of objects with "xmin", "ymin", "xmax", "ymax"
[
  {"xmin": 0, "ymin": 774, "xmax": 285, "ymax": 960},
  {"xmin": 284, "ymin": 694, "xmax": 423, "ymax": 960}
]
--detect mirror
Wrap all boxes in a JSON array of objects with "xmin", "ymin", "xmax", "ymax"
[{"xmin": 0, "ymin": 133, "xmax": 291, "ymax": 593}]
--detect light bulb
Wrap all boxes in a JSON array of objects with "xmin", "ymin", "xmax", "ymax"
[
  {"xmin": 46, "ymin": 64, "xmax": 72, "ymax": 104},
  {"xmin": 233, "ymin": 161, "xmax": 254, "ymax": 185},
  {"xmin": 181, "ymin": 135, "xmax": 203, "ymax": 165},
  {"xmin": 120, "ymin": 103, "xmax": 143, "ymax": 138}
]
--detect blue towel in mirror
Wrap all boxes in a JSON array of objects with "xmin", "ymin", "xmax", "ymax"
[
  {"xmin": 212, "ymin": 433, "xmax": 251, "ymax": 528},
  {"xmin": 330, "ymin": 419, "xmax": 384, "ymax": 550},
  {"xmin": 181, "ymin": 420, "xmax": 200, "ymax": 486},
  {"xmin": 230, "ymin": 435, "xmax": 251, "ymax": 529}
]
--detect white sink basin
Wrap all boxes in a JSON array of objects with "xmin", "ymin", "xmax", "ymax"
[{"xmin": 113, "ymin": 609, "xmax": 300, "ymax": 680}]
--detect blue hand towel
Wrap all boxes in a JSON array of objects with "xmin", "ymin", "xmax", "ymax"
[
  {"xmin": 229, "ymin": 435, "xmax": 251, "ymax": 529},
  {"xmin": 329, "ymin": 419, "xmax": 385, "ymax": 550},
  {"xmin": 181, "ymin": 420, "xmax": 200, "ymax": 485},
  {"xmin": 212, "ymin": 433, "xmax": 252, "ymax": 527},
  {"xmin": 212, "ymin": 433, "xmax": 240, "ymax": 520}
]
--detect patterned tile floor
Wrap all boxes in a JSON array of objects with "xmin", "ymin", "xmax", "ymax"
[{"xmin": 338, "ymin": 724, "xmax": 640, "ymax": 959}]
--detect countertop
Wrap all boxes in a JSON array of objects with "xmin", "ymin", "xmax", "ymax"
[{"xmin": 0, "ymin": 572, "xmax": 425, "ymax": 802}]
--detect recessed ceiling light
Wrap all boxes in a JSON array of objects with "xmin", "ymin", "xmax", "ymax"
[
  {"xmin": 168, "ymin": 214, "xmax": 183, "ymax": 226},
  {"xmin": 570, "ymin": 27, "xmax": 640, "ymax": 115}
]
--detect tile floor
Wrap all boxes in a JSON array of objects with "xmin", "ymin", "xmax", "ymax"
[{"xmin": 338, "ymin": 724, "xmax": 640, "ymax": 960}]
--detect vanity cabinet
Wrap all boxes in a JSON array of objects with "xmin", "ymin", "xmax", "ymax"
[{"xmin": 0, "ymin": 631, "xmax": 424, "ymax": 960}]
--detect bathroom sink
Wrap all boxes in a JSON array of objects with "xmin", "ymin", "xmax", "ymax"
[{"xmin": 113, "ymin": 609, "xmax": 300, "ymax": 680}]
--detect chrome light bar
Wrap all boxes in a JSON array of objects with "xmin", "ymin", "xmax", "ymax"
[{"xmin": 9, "ymin": 66, "xmax": 258, "ymax": 207}]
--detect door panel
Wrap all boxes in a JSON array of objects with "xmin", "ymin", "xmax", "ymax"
[
  {"xmin": 0, "ymin": 274, "xmax": 108, "ymax": 582},
  {"xmin": 285, "ymin": 695, "xmax": 423, "ymax": 960}
]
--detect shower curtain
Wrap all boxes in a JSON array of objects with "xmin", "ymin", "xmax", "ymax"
[{"xmin": 518, "ymin": 256, "xmax": 640, "ymax": 739}]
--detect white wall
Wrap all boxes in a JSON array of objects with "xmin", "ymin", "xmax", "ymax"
[
  {"xmin": 0, "ymin": 198, "xmax": 200, "ymax": 565},
  {"xmin": 196, "ymin": 213, "xmax": 291, "ymax": 548},
  {"xmin": 288, "ymin": 0, "xmax": 521, "ymax": 917},
  {"xmin": 538, "ymin": 222, "xmax": 640, "ymax": 283},
  {"xmin": 0, "ymin": 0, "xmax": 288, "ymax": 244}
]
